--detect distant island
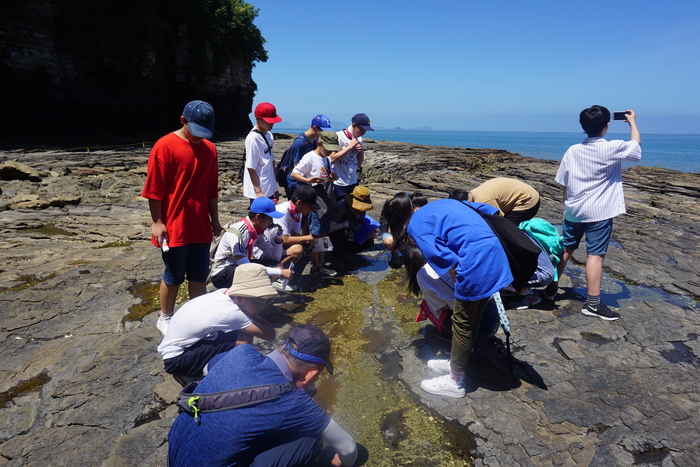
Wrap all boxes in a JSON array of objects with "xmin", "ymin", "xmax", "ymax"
[{"xmin": 275, "ymin": 123, "xmax": 435, "ymax": 131}]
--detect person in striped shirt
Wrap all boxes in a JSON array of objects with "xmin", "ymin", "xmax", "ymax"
[{"xmin": 550, "ymin": 105, "xmax": 641, "ymax": 321}]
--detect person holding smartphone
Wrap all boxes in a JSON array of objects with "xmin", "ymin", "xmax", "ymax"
[{"xmin": 549, "ymin": 105, "xmax": 641, "ymax": 320}]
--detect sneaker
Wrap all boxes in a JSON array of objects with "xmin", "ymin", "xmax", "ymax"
[
  {"xmin": 319, "ymin": 266, "xmax": 337, "ymax": 277},
  {"xmin": 310, "ymin": 266, "xmax": 336, "ymax": 279},
  {"xmin": 421, "ymin": 374, "xmax": 465, "ymax": 398},
  {"xmin": 507, "ymin": 289, "xmax": 542, "ymax": 310},
  {"xmin": 272, "ymin": 280, "xmax": 297, "ymax": 292},
  {"xmin": 582, "ymin": 302, "xmax": 620, "ymax": 321},
  {"xmin": 156, "ymin": 313, "xmax": 172, "ymax": 336},
  {"xmin": 427, "ymin": 359, "xmax": 451, "ymax": 375},
  {"xmin": 542, "ymin": 282, "xmax": 558, "ymax": 301}
]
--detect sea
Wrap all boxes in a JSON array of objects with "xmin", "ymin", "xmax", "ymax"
[{"xmin": 275, "ymin": 128, "xmax": 700, "ymax": 174}]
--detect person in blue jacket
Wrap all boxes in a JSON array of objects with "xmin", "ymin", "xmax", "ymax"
[{"xmin": 407, "ymin": 199, "xmax": 512, "ymax": 398}]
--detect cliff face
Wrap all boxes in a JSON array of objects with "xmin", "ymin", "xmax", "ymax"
[{"xmin": 0, "ymin": 1, "xmax": 260, "ymax": 144}]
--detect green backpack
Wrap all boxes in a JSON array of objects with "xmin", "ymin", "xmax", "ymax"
[{"xmin": 519, "ymin": 218, "xmax": 564, "ymax": 282}]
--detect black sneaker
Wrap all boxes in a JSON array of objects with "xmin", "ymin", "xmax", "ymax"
[
  {"xmin": 582, "ymin": 302, "xmax": 620, "ymax": 321},
  {"xmin": 310, "ymin": 266, "xmax": 333, "ymax": 279},
  {"xmin": 542, "ymin": 282, "xmax": 558, "ymax": 301}
]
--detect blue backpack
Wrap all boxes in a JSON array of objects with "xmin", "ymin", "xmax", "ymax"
[{"xmin": 519, "ymin": 218, "xmax": 564, "ymax": 281}]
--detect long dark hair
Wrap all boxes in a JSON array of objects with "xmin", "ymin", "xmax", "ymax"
[
  {"xmin": 403, "ymin": 245, "xmax": 427, "ymax": 297},
  {"xmin": 379, "ymin": 192, "xmax": 428, "ymax": 252}
]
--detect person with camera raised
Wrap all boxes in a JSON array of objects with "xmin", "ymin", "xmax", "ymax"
[{"xmin": 549, "ymin": 105, "xmax": 641, "ymax": 320}]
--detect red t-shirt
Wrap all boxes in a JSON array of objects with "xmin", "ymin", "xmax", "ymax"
[{"xmin": 141, "ymin": 132, "xmax": 218, "ymax": 247}]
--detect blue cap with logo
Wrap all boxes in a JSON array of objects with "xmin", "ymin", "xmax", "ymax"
[
  {"xmin": 351, "ymin": 113, "xmax": 373, "ymax": 131},
  {"xmin": 311, "ymin": 114, "xmax": 333, "ymax": 131},
  {"xmin": 182, "ymin": 100, "xmax": 215, "ymax": 139}
]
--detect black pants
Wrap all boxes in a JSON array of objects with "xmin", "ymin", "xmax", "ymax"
[{"xmin": 328, "ymin": 229, "xmax": 374, "ymax": 262}]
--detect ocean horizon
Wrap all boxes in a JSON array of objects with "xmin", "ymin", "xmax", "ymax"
[{"xmin": 274, "ymin": 128, "xmax": 700, "ymax": 174}]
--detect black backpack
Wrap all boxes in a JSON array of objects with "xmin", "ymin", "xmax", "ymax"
[{"xmin": 275, "ymin": 134, "xmax": 315, "ymax": 194}]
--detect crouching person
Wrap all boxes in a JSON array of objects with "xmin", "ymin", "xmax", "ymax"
[
  {"xmin": 157, "ymin": 263, "xmax": 277, "ymax": 383},
  {"xmin": 211, "ymin": 197, "xmax": 292, "ymax": 290},
  {"xmin": 167, "ymin": 325, "xmax": 358, "ymax": 467},
  {"xmin": 328, "ymin": 186, "xmax": 378, "ymax": 267}
]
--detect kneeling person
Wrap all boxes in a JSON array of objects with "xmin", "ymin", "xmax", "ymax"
[
  {"xmin": 211, "ymin": 197, "xmax": 292, "ymax": 290},
  {"xmin": 168, "ymin": 325, "xmax": 358, "ymax": 467},
  {"xmin": 157, "ymin": 263, "xmax": 277, "ymax": 380},
  {"xmin": 272, "ymin": 185, "xmax": 321, "ymax": 291}
]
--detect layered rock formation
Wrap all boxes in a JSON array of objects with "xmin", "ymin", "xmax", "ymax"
[{"xmin": 1, "ymin": 138, "xmax": 699, "ymax": 466}]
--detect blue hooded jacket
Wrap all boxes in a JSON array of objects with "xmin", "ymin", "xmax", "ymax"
[{"xmin": 407, "ymin": 199, "xmax": 512, "ymax": 301}]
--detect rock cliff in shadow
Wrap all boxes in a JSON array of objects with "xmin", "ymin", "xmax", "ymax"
[{"xmin": 0, "ymin": 0, "xmax": 266, "ymax": 144}]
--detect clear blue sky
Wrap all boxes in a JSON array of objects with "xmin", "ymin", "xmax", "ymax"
[{"xmin": 248, "ymin": 0, "xmax": 700, "ymax": 134}]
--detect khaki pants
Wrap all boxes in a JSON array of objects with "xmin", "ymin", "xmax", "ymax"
[{"xmin": 450, "ymin": 297, "xmax": 490, "ymax": 374}]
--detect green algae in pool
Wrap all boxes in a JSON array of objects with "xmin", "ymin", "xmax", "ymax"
[
  {"xmin": 0, "ymin": 273, "xmax": 56, "ymax": 293},
  {"xmin": 290, "ymin": 269, "xmax": 474, "ymax": 466},
  {"xmin": 19, "ymin": 223, "xmax": 76, "ymax": 236},
  {"xmin": 0, "ymin": 370, "xmax": 51, "ymax": 408}
]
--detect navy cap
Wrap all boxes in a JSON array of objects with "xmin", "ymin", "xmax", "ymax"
[
  {"xmin": 310, "ymin": 114, "xmax": 333, "ymax": 131},
  {"xmin": 250, "ymin": 197, "xmax": 284, "ymax": 218},
  {"xmin": 351, "ymin": 113, "xmax": 373, "ymax": 131},
  {"xmin": 285, "ymin": 325, "xmax": 334, "ymax": 374},
  {"xmin": 182, "ymin": 100, "xmax": 215, "ymax": 138}
]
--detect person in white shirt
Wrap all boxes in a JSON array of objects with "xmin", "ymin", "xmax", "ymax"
[
  {"xmin": 157, "ymin": 263, "xmax": 277, "ymax": 381},
  {"xmin": 243, "ymin": 102, "xmax": 282, "ymax": 203},
  {"xmin": 211, "ymin": 197, "xmax": 292, "ymax": 291},
  {"xmin": 552, "ymin": 105, "xmax": 641, "ymax": 321},
  {"xmin": 291, "ymin": 131, "xmax": 348, "ymax": 279},
  {"xmin": 332, "ymin": 113, "xmax": 373, "ymax": 199},
  {"xmin": 272, "ymin": 185, "xmax": 321, "ymax": 290}
]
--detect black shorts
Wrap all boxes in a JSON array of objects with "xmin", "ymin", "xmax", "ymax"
[{"xmin": 163, "ymin": 330, "xmax": 240, "ymax": 377}]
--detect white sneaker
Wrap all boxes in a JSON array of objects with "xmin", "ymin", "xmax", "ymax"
[
  {"xmin": 272, "ymin": 280, "xmax": 297, "ymax": 292},
  {"xmin": 421, "ymin": 374, "xmax": 465, "ymax": 398},
  {"xmin": 157, "ymin": 313, "xmax": 172, "ymax": 336},
  {"xmin": 427, "ymin": 359, "xmax": 451, "ymax": 375}
]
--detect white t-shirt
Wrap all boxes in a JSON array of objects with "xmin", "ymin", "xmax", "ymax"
[
  {"xmin": 292, "ymin": 150, "xmax": 332, "ymax": 187},
  {"xmin": 243, "ymin": 129, "xmax": 278, "ymax": 198},
  {"xmin": 333, "ymin": 127, "xmax": 363, "ymax": 187},
  {"xmin": 555, "ymin": 137, "xmax": 641, "ymax": 223},
  {"xmin": 211, "ymin": 219, "xmax": 283, "ymax": 276},
  {"xmin": 274, "ymin": 201, "xmax": 303, "ymax": 236},
  {"xmin": 416, "ymin": 263, "xmax": 455, "ymax": 313},
  {"xmin": 157, "ymin": 289, "xmax": 253, "ymax": 360}
]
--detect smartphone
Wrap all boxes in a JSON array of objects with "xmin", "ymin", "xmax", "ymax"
[{"xmin": 613, "ymin": 111, "xmax": 628, "ymax": 121}]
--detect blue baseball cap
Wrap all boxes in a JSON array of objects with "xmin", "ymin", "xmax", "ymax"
[
  {"xmin": 311, "ymin": 114, "xmax": 333, "ymax": 131},
  {"xmin": 250, "ymin": 197, "xmax": 284, "ymax": 218},
  {"xmin": 182, "ymin": 100, "xmax": 215, "ymax": 138}
]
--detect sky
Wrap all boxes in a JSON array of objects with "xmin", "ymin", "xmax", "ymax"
[{"xmin": 248, "ymin": 0, "xmax": 700, "ymax": 134}]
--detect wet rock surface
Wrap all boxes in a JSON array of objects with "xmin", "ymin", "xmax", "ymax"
[{"xmin": 1, "ymin": 136, "xmax": 699, "ymax": 466}]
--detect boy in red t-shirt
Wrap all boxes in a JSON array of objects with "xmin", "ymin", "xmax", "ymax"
[{"xmin": 141, "ymin": 100, "xmax": 222, "ymax": 335}]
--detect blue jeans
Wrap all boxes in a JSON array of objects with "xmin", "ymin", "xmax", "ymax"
[{"xmin": 249, "ymin": 435, "xmax": 322, "ymax": 467}]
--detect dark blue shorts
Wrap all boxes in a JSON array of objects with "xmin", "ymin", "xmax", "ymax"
[
  {"xmin": 162, "ymin": 243, "xmax": 210, "ymax": 286},
  {"xmin": 562, "ymin": 218, "xmax": 613, "ymax": 256},
  {"xmin": 163, "ymin": 330, "xmax": 239, "ymax": 377},
  {"xmin": 308, "ymin": 211, "xmax": 330, "ymax": 236}
]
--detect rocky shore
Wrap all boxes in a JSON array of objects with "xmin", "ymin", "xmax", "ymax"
[{"xmin": 1, "ymin": 136, "xmax": 699, "ymax": 466}]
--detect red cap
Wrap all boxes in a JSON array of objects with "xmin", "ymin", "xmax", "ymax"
[{"xmin": 254, "ymin": 102, "xmax": 282, "ymax": 124}]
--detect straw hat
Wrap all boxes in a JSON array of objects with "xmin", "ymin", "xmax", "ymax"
[{"xmin": 226, "ymin": 263, "xmax": 278, "ymax": 299}]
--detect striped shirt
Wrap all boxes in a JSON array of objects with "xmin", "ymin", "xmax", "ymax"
[{"xmin": 555, "ymin": 137, "xmax": 641, "ymax": 223}]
